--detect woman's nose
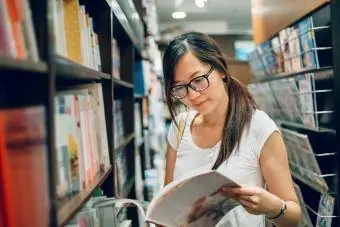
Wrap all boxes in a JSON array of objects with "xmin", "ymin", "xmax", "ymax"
[{"xmin": 187, "ymin": 87, "xmax": 200, "ymax": 100}]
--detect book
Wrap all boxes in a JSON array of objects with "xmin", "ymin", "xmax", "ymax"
[
  {"xmin": 137, "ymin": 170, "xmax": 240, "ymax": 226},
  {"xmin": 2, "ymin": 106, "xmax": 49, "ymax": 227},
  {"xmin": 316, "ymin": 193, "xmax": 335, "ymax": 227},
  {"xmin": 298, "ymin": 17, "xmax": 318, "ymax": 69}
]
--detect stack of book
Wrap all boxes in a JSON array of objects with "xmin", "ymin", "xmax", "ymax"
[
  {"xmin": 0, "ymin": 0, "xmax": 39, "ymax": 61},
  {"xmin": 51, "ymin": 0, "xmax": 102, "ymax": 70},
  {"xmin": 55, "ymin": 83, "xmax": 110, "ymax": 198}
]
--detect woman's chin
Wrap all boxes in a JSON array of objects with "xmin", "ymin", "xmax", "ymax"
[{"xmin": 192, "ymin": 103, "xmax": 214, "ymax": 115}]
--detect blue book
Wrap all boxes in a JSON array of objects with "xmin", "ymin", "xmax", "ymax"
[{"xmin": 298, "ymin": 17, "xmax": 318, "ymax": 69}]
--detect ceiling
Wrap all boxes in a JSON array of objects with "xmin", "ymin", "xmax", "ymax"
[{"xmin": 155, "ymin": 0, "xmax": 252, "ymax": 41}]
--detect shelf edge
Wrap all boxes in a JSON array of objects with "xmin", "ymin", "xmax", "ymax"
[{"xmin": 57, "ymin": 166, "xmax": 113, "ymax": 226}]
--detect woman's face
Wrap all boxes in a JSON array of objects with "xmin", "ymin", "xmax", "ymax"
[{"xmin": 173, "ymin": 51, "xmax": 228, "ymax": 115}]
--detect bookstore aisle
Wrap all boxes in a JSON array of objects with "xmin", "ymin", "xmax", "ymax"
[
  {"xmin": 248, "ymin": 1, "xmax": 340, "ymax": 226},
  {"xmin": 0, "ymin": 0, "xmax": 165, "ymax": 226}
]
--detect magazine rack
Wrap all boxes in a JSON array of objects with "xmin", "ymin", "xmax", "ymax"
[{"xmin": 249, "ymin": 2, "xmax": 339, "ymax": 226}]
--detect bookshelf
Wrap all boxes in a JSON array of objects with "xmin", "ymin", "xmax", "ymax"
[
  {"xmin": 57, "ymin": 167, "xmax": 112, "ymax": 226},
  {"xmin": 249, "ymin": 1, "xmax": 339, "ymax": 226},
  {"xmin": 0, "ymin": 0, "xmax": 147, "ymax": 226}
]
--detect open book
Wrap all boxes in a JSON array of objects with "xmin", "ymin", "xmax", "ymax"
[{"xmin": 115, "ymin": 170, "xmax": 241, "ymax": 227}]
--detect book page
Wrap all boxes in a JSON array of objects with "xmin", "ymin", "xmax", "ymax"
[{"xmin": 147, "ymin": 171, "xmax": 240, "ymax": 226}]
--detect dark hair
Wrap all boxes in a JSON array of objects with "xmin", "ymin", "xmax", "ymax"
[{"xmin": 163, "ymin": 32, "xmax": 257, "ymax": 169}]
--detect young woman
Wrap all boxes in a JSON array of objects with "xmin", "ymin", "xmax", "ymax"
[{"xmin": 163, "ymin": 32, "xmax": 301, "ymax": 227}]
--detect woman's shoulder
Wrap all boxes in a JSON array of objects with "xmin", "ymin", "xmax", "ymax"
[
  {"xmin": 248, "ymin": 109, "xmax": 280, "ymax": 156},
  {"xmin": 250, "ymin": 109, "xmax": 276, "ymax": 127},
  {"xmin": 248, "ymin": 109, "xmax": 279, "ymax": 139}
]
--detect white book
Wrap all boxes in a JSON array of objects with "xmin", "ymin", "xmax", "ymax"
[
  {"xmin": 288, "ymin": 28, "xmax": 303, "ymax": 72},
  {"xmin": 297, "ymin": 74, "xmax": 316, "ymax": 129},
  {"xmin": 79, "ymin": 5, "xmax": 87, "ymax": 66}
]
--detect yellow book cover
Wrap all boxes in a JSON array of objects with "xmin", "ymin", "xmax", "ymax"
[{"xmin": 63, "ymin": 0, "xmax": 83, "ymax": 64}]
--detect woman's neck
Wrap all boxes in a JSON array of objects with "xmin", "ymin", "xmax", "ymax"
[{"xmin": 202, "ymin": 95, "xmax": 229, "ymax": 127}]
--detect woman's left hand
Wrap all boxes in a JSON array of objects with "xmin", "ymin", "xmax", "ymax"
[{"xmin": 220, "ymin": 186, "xmax": 283, "ymax": 217}]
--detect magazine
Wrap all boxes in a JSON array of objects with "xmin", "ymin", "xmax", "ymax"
[{"xmin": 115, "ymin": 170, "xmax": 241, "ymax": 226}]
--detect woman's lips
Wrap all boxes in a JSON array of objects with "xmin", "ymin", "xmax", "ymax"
[{"xmin": 192, "ymin": 100, "xmax": 207, "ymax": 108}]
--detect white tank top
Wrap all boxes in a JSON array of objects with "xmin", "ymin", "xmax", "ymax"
[{"xmin": 167, "ymin": 109, "xmax": 279, "ymax": 227}]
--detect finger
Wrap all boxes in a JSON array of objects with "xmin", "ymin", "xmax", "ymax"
[
  {"xmin": 227, "ymin": 186, "xmax": 260, "ymax": 196},
  {"xmin": 238, "ymin": 198, "xmax": 255, "ymax": 209},
  {"xmin": 236, "ymin": 195, "xmax": 258, "ymax": 204}
]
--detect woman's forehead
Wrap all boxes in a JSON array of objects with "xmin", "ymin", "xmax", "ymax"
[{"xmin": 174, "ymin": 52, "xmax": 207, "ymax": 82}]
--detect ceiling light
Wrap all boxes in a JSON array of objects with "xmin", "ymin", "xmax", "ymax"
[
  {"xmin": 194, "ymin": 0, "xmax": 205, "ymax": 8},
  {"xmin": 172, "ymin": 11, "xmax": 186, "ymax": 19}
]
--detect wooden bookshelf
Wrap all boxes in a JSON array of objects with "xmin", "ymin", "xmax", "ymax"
[
  {"xmin": 0, "ymin": 0, "xmax": 146, "ymax": 226},
  {"xmin": 0, "ymin": 56, "xmax": 47, "ymax": 73},
  {"xmin": 55, "ymin": 55, "xmax": 111, "ymax": 80},
  {"xmin": 57, "ymin": 167, "xmax": 113, "ymax": 226}
]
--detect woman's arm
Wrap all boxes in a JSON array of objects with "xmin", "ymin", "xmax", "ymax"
[
  {"xmin": 260, "ymin": 131, "xmax": 301, "ymax": 226},
  {"xmin": 221, "ymin": 132, "xmax": 301, "ymax": 226},
  {"xmin": 164, "ymin": 142, "xmax": 177, "ymax": 186}
]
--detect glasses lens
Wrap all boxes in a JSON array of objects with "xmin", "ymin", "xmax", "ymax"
[
  {"xmin": 171, "ymin": 86, "xmax": 187, "ymax": 98},
  {"xmin": 191, "ymin": 76, "xmax": 209, "ymax": 91}
]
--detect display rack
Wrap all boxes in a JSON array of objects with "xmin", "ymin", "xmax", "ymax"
[
  {"xmin": 249, "ymin": 1, "xmax": 339, "ymax": 226},
  {"xmin": 0, "ymin": 0, "xmax": 148, "ymax": 226}
]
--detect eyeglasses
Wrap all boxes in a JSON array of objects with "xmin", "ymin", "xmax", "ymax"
[{"xmin": 170, "ymin": 66, "xmax": 214, "ymax": 99}]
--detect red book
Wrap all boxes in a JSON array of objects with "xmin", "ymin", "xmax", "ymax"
[
  {"xmin": 0, "ymin": 113, "xmax": 16, "ymax": 227},
  {"xmin": 4, "ymin": 106, "xmax": 49, "ymax": 227}
]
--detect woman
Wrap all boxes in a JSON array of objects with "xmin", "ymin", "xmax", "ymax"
[{"xmin": 163, "ymin": 32, "xmax": 301, "ymax": 227}]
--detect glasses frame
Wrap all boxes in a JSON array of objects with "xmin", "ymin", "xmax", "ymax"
[{"xmin": 170, "ymin": 66, "xmax": 214, "ymax": 99}]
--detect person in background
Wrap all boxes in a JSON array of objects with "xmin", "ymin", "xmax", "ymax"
[{"xmin": 162, "ymin": 32, "xmax": 301, "ymax": 227}]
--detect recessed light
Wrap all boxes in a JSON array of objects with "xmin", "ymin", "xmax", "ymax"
[
  {"xmin": 172, "ymin": 11, "xmax": 186, "ymax": 19},
  {"xmin": 195, "ymin": 0, "xmax": 205, "ymax": 8}
]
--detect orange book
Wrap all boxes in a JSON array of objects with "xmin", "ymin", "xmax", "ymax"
[
  {"xmin": 0, "ymin": 113, "xmax": 16, "ymax": 227},
  {"xmin": 5, "ymin": 0, "xmax": 26, "ymax": 59}
]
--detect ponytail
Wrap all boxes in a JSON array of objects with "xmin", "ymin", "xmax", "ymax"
[{"xmin": 212, "ymin": 76, "xmax": 257, "ymax": 169}]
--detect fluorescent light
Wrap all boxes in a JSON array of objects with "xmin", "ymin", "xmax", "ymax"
[
  {"xmin": 172, "ymin": 11, "xmax": 186, "ymax": 19},
  {"xmin": 195, "ymin": 0, "xmax": 205, "ymax": 8}
]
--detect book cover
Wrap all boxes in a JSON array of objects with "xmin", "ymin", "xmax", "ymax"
[
  {"xmin": 298, "ymin": 17, "xmax": 318, "ymax": 69},
  {"xmin": 271, "ymin": 36, "xmax": 284, "ymax": 74},
  {"xmin": 288, "ymin": 27, "xmax": 303, "ymax": 72},
  {"xmin": 316, "ymin": 194, "xmax": 335, "ymax": 227},
  {"xmin": 63, "ymin": 0, "xmax": 83, "ymax": 64},
  {"xmin": 279, "ymin": 27, "xmax": 293, "ymax": 73},
  {"xmin": 297, "ymin": 74, "xmax": 316, "ymax": 129}
]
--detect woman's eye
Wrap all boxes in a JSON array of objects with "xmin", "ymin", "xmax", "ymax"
[{"xmin": 193, "ymin": 77, "xmax": 205, "ymax": 83}]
